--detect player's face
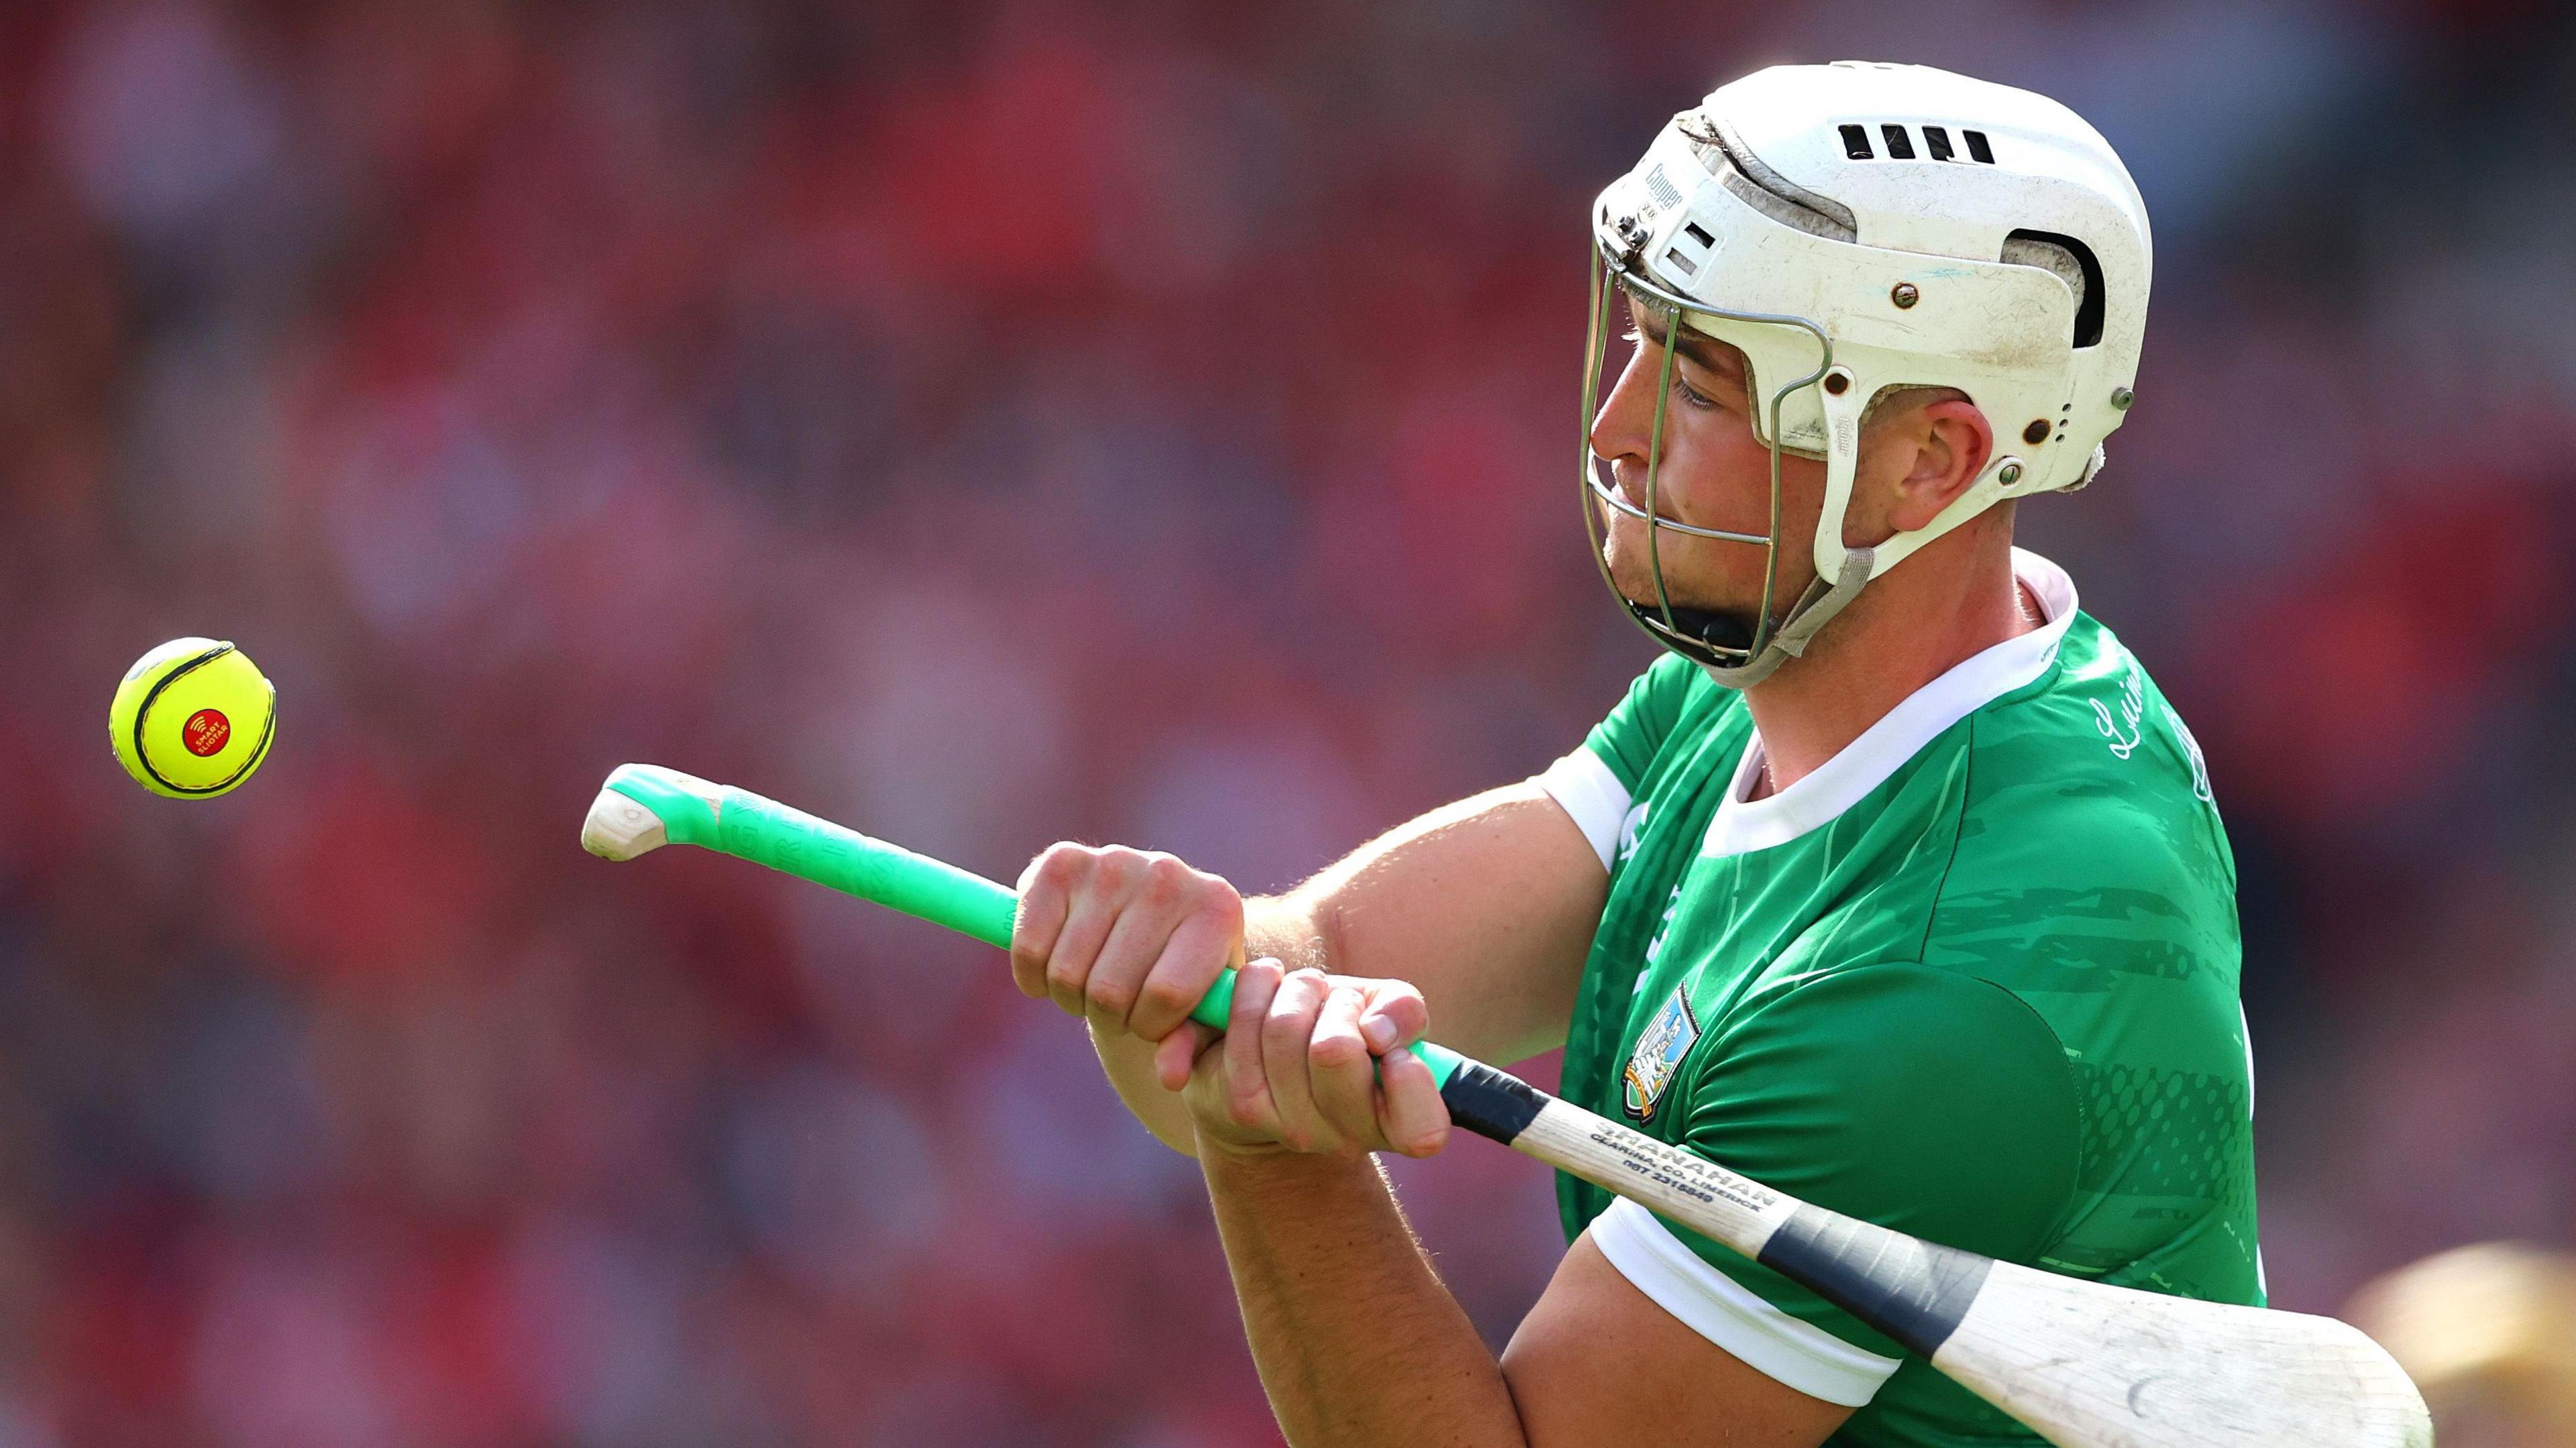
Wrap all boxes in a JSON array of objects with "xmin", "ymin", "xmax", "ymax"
[{"xmin": 1587, "ymin": 296, "xmax": 1828, "ymax": 622}]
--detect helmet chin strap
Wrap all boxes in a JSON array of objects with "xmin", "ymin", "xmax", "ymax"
[{"xmin": 1641, "ymin": 544, "xmax": 1875, "ymax": 689}]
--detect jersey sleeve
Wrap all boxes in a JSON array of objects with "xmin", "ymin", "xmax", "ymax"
[
  {"xmin": 1589, "ymin": 963, "xmax": 2080, "ymax": 1406},
  {"xmin": 1536, "ymin": 653, "xmax": 1700, "ymax": 871}
]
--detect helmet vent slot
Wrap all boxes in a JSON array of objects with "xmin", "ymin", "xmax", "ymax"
[
  {"xmin": 1839, "ymin": 124, "xmax": 1874, "ymax": 160},
  {"xmin": 1683, "ymin": 222, "xmax": 1715, "ymax": 247},
  {"xmin": 1880, "ymin": 124, "xmax": 1917, "ymax": 160},
  {"xmin": 1964, "ymin": 129, "xmax": 1996, "ymax": 164},
  {"xmin": 1923, "ymin": 126, "xmax": 1956, "ymax": 161}
]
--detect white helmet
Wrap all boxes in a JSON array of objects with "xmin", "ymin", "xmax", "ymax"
[{"xmin": 1581, "ymin": 61, "xmax": 2151, "ymax": 685}]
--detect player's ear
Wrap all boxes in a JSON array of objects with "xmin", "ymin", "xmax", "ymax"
[{"xmin": 1884, "ymin": 398, "xmax": 1994, "ymax": 533}]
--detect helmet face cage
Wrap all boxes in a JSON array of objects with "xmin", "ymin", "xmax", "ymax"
[{"xmin": 1578, "ymin": 235, "xmax": 1833, "ymax": 675}]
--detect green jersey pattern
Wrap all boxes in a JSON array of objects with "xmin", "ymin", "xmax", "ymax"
[{"xmin": 1541, "ymin": 557, "xmax": 2259, "ymax": 1445}]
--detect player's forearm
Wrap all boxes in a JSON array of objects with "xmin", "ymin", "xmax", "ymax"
[
  {"xmin": 1091, "ymin": 900, "xmax": 1329, "ymax": 1156},
  {"xmin": 1200, "ymin": 1143, "xmax": 1525, "ymax": 1448}
]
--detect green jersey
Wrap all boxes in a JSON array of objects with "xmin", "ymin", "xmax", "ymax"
[{"xmin": 1534, "ymin": 553, "xmax": 2260, "ymax": 1444}]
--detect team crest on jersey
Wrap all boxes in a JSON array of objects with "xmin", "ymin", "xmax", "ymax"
[{"xmin": 1622, "ymin": 986, "xmax": 1700, "ymax": 1122}]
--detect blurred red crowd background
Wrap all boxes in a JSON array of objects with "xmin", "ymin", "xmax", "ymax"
[{"xmin": 1, "ymin": 1, "xmax": 2571, "ymax": 1444}]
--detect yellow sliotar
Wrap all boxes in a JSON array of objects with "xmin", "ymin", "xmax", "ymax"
[{"xmin": 109, "ymin": 637, "xmax": 276, "ymax": 799}]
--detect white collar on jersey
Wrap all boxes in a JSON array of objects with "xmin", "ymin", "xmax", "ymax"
[{"xmin": 1703, "ymin": 548, "xmax": 2078, "ymax": 859}]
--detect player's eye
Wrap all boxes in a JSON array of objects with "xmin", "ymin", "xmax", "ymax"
[{"xmin": 1621, "ymin": 322, "xmax": 1725, "ymax": 410}]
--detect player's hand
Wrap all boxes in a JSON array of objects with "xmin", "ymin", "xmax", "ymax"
[
  {"xmin": 1181, "ymin": 959, "xmax": 1451, "ymax": 1160},
  {"xmin": 1010, "ymin": 842, "xmax": 1244, "ymax": 1048}
]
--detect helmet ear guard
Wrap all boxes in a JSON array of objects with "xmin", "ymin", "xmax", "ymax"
[{"xmin": 1579, "ymin": 64, "xmax": 2150, "ymax": 686}]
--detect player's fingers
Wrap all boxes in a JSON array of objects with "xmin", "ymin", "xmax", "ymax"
[
  {"xmin": 1262, "ymin": 968, "xmax": 1339, "ymax": 1154},
  {"xmin": 1375, "ymin": 1045, "xmax": 1452, "ymax": 1158},
  {"xmin": 1044, "ymin": 893, "xmax": 1119, "ymax": 1016},
  {"xmin": 1219, "ymin": 958, "xmax": 1285, "ymax": 1140},
  {"xmin": 1083, "ymin": 884, "xmax": 1182, "ymax": 1038},
  {"xmin": 1042, "ymin": 850, "xmax": 1139, "ymax": 1016},
  {"xmin": 1307, "ymin": 983, "xmax": 1382, "ymax": 1150},
  {"xmin": 1155, "ymin": 1021, "xmax": 1220, "ymax": 1094},
  {"xmin": 1128, "ymin": 887, "xmax": 1243, "ymax": 1043},
  {"xmin": 1355, "ymin": 979, "xmax": 1429, "ymax": 1056},
  {"xmin": 1008, "ymin": 844, "xmax": 1081, "ymax": 1001}
]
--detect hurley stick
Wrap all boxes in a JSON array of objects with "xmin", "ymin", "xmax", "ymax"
[{"xmin": 580, "ymin": 763, "xmax": 2428, "ymax": 1448}]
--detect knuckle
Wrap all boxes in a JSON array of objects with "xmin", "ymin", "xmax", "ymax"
[
  {"xmin": 1140, "ymin": 853, "xmax": 1187, "ymax": 905},
  {"xmin": 1309, "ymin": 1034, "xmax": 1362, "ymax": 1071},
  {"xmin": 1085, "ymin": 972, "xmax": 1137, "ymax": 1019},
  {"xmin": 1138, "ymin": 975, "xmax": 1195, "ymax": 1019},
  {"xmin": 1091, "ymin": 848, "xmax": 1138, "ymax": 891}
]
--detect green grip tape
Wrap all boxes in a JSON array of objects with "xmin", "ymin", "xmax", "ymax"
[{"xmin": 602, "ymin": 765, "xmax": 1462, "ymax": 1087}]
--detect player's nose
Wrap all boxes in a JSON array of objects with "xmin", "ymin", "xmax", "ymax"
[{"xmin": 1588, "ymin": 350, "xmax": 1658, "ymax": 467}]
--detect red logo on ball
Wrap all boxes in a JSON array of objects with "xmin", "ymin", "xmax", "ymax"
[{"xmin": 183, "ymin": 708, "xmax": 231, "ymax": 757}]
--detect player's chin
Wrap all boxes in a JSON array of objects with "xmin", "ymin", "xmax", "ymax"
[{"xmin": 1601, "ymin": 535, "xmax": 1747, "ymax": 617}]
